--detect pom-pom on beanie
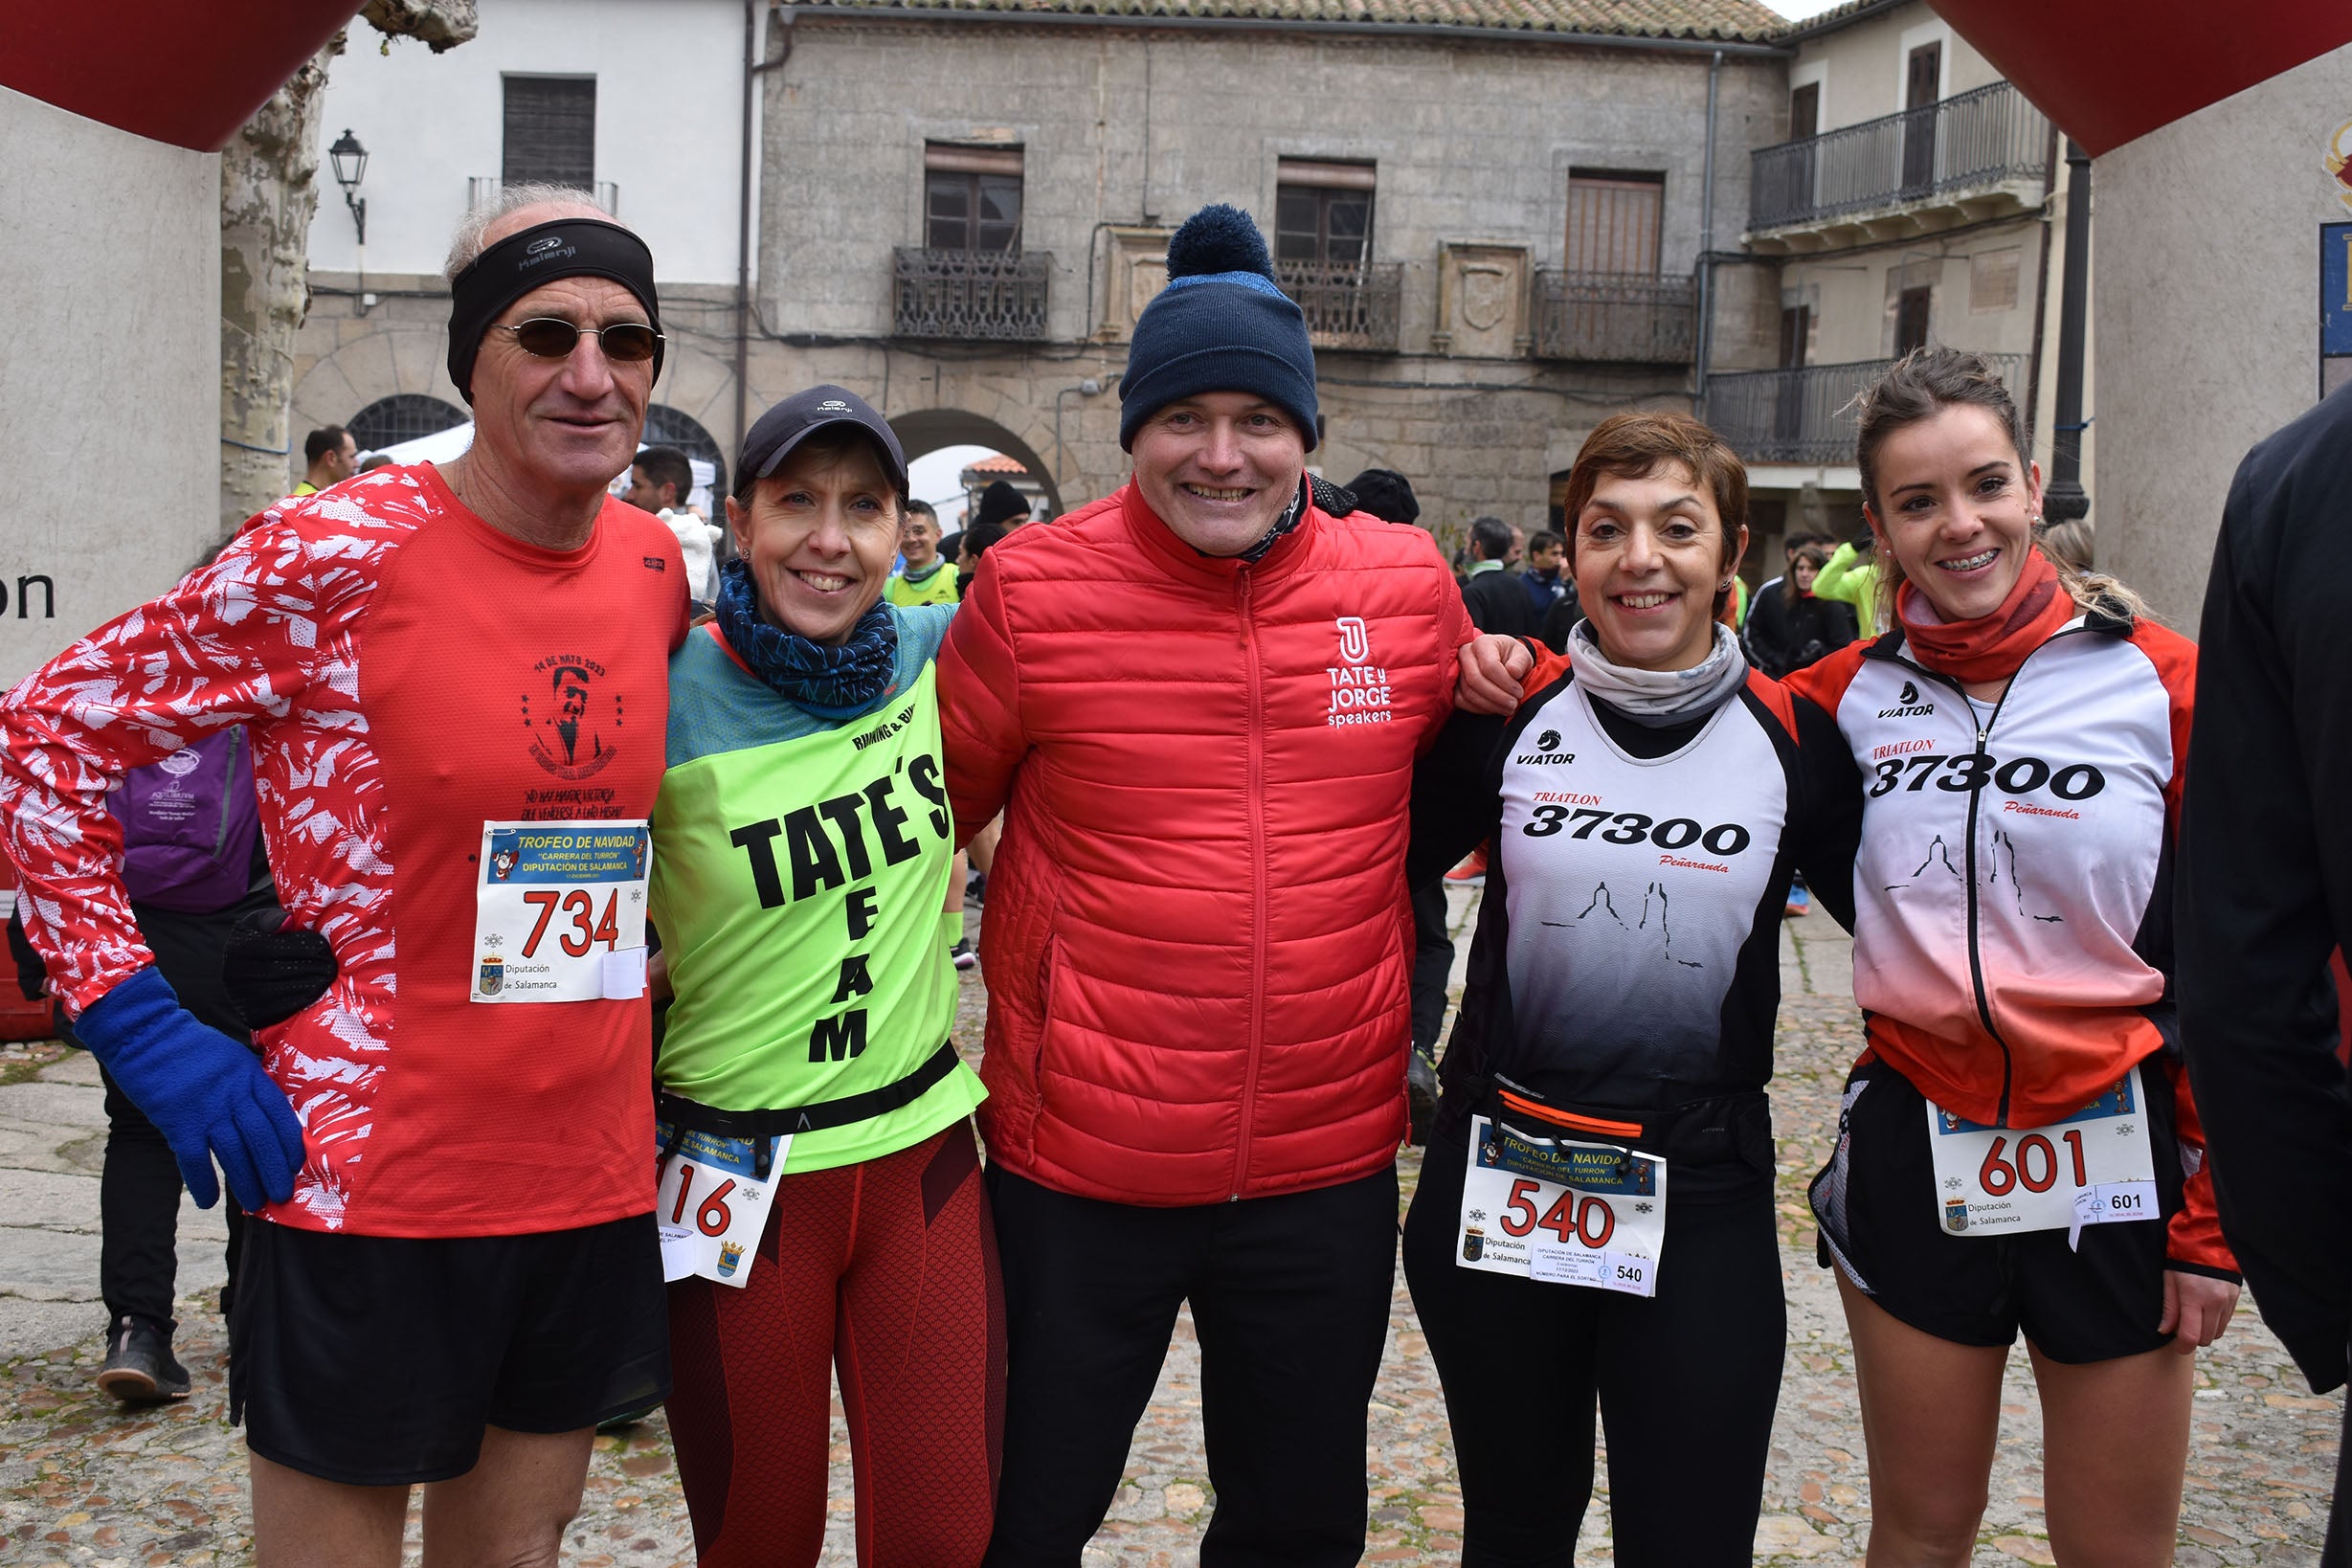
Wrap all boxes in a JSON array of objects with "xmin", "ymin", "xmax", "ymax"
[{"xmin": 1119, "ymin": 205, "xmax": 1319, "ymax": 452}]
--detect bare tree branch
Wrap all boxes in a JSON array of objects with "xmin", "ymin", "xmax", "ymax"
[{"xmin": 216, "ymin": 1, "xmax": 480, "ymax": 531}]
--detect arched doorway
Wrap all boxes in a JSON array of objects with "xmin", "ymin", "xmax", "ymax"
[
  {"xmin": 348, "ymin": 393, "xmax": 466, "ymax": 454},
  {"xmin": 888, "ymin": 410, "xmax": 1064, "ymax": 518},
  {"xmin": 642, "ymin": 404, "xmax": 728, "ymax": 507}
]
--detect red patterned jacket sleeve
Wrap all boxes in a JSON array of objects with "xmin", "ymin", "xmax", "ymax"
[{"xmin": 0, "ymin": 509, "xmax": 371, "ymax": 1016}]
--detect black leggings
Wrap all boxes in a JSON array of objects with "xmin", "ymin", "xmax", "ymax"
[
  {"xmin": 101, "ymin": 1065, "xmax": 244, "ymax": 1336},
  {"xmin": 1402, "ymin": 1134, "xmax": 1785, "ymax": 1567}
]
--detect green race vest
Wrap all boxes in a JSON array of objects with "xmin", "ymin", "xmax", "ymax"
[
  {"xmin": 885, "ymin": 561, "xmax": 958, "ymax": 608},
  {"xmin": 651, "ymin": 661, "xmax": 979, "ymax": 1174}
]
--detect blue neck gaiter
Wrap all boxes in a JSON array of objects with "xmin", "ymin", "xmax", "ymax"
[{"xmin": 714, "ymin": 558, "xmax": 900, "ymax": 719}]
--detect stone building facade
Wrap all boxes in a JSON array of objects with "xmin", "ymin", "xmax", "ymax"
[
  {"xmin": 1695, "ymin": 0, "xmax": 2074, "ymax": 565},
  {"xmin": 292, "ymin": 0, "xmax": 1793, "ymax": 556}
]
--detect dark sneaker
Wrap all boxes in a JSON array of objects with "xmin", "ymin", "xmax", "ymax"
[
  {"xmin": 966, "ymin": 870, "xmax": 987, "ymax": 905},
  {"xmin": 1407, "ymin": 1048, "xmax": 1441, "ymax": 1146},
  {"xmin": 950, "ymin": 938, "xmax": 978, "ymax": 972},
  {"xmin": 95, "ymin": 1317, "xmax": 190, "ymax": 1404}
]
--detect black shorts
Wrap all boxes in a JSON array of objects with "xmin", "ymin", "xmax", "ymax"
[
  {"xmin": 230, "ymin": 1212, "xmax": 671, "ymax": 1486},
  {"xmin": 1808, "ymin": 1057, "xmax": 2186, "ymax": 1365}
]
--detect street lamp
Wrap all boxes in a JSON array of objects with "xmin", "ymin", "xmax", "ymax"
[{"xmin": 328, "ymin": 128, "xmax": 368, "ymax": 246}]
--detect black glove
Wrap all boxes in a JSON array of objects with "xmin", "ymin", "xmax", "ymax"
[{"xmin": 222, "ymin": 909, "xmax": 340, "ymax": 1032}]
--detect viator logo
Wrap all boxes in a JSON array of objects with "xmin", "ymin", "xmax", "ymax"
[{"xmin": 1879, "ymin": 678, "xmax": 1936, "ymax": 719}]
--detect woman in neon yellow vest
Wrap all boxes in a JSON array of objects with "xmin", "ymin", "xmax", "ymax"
[{"xmin": 647, "ymin": 384, "xmax": 997, "ymax": 1567}]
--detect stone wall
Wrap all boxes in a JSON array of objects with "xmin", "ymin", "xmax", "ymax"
[{"xmin": 292, "ymin": 17, "xmax": 1789, "ymax": 545}]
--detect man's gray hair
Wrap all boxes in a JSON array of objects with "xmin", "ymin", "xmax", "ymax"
[{"xmin": 443, "ymin": 184, "xmax": 623, "ymax": 280}]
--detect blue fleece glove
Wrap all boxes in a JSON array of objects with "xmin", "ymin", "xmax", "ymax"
[{"xmin": 75, "ymin": 966, "xmax": 304, "ymax": 1211}]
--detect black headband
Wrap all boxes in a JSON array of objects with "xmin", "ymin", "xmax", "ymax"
[{"xmin": 446, "ymin": 217, "xmax": 663, "ymax": 402}]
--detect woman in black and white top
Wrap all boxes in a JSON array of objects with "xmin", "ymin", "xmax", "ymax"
[{"xmin": 1403, "ymin": 410, "xmax": 1861, "ymax": 1567}]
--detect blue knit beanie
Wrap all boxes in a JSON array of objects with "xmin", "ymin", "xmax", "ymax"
[{"xmin": 1119, "ymin": 205, "xmax": 1319, "ymax": 452}]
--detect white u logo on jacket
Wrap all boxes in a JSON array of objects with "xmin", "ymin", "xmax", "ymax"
[{"xmin": 1335, "ymin": 616, "xmax": 1371, "ymax": 665}]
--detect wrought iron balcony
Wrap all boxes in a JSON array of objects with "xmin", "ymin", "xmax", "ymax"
[
  {"xmin": 1747, "ymin": 81, "xmax": 2049, "ymax": 248},
  {"xmin": 1533, "ymin": 270, "xmax": 1696, "ymax": 364},
  {"xmin": 1275, "ymin": 260, "xmax": 1402, "ymax": 352},
  {"xmin": 1703, "ymin": 352, "xmax": 2027, "ymax": 467},
  {"xmin": 892, "ymin": 247, "xmax": 1052, "ymax": 342},
  {"xmin": 468, "ymin": 176, "xmax": 619, "ymax": 216}
]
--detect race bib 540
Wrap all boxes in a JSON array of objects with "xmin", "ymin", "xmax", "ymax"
[{"xmin": 1457, "ymin": 1114, "xmax": 1668, "ymax": 1297}]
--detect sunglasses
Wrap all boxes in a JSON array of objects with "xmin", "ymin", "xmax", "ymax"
[{"xmin": 491, "ymin": 318, "xmax": 663, "ymax": 363}]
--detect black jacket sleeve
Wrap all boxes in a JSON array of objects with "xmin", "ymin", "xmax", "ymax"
[
  {"xmin": 2178, "ymin": 391, "xmax": 2352, "ymax": 1393},
  {"xmin": 1460, "ymin": 571, "xmax": 1536, "ymax": 640},
  {"xmin": 1407, "ymin": 708, "xmax": 1509, "ymax": 892},
  {"xmin": 1742, "ymin": 588, "xmax": 1794, "ymax": 678},
  {"xmin": 1788, "ymin": 693, "xmax": 1862, "ymax": 933},
  {"xmin": 1537, "ymin": 589, "xmax": 1581, "ymax": 655},
  {"xmin": 7, "ymin": 908, "xmax": 45, "ymax": 1002}
]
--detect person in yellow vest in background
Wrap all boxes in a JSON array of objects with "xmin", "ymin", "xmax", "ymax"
[
  {"xmin": 647, "ymin": 384, "xmax": 999, "ymax": 1567},
  {"xmin": 290, "ymin": 425, "xmax": 355, "ymax": 497},
  {"xmin": 886, "ymin": 498, "xmax": 959, "ymax": 608},
  {"xmin": 1812, "ymin": 531, "xmax": 1887, "ymax": 633}
]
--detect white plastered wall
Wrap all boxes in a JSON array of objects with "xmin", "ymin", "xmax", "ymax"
[
  {"xmin": 305, "ymin": 0, "xmax": 748, "ymax": 285},
  {"xmin": 0, "ymin": 86, "xmax": 221, "ymax": 685},
  {"xmin": 2094, "ymin": 43, "xmax": 2352, "ymax": 628}
]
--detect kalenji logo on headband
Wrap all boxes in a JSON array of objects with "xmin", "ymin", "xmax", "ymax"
[{"xmin": 527, "ymin": 235, "xmax": 565, "ymax": 255}]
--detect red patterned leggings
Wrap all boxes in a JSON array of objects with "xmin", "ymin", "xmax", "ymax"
[{"xmin": 665, "ymin": 1121, "xmax": 1005, "ymax": 1567}]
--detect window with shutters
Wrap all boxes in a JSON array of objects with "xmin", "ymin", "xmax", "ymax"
[
  {"xmin": 1895, "ymin": 285, "xmax": 1934, "ymax": 355},
  {"xmin": 1565, "ymin": 171, "xmax": 1664, "ymax": 276},
  {"xmin": 1268, "ymin": 160, "xmax": 1398, "ymax": 350},
  {"xmin": 1789, "ymin": 82, "xmax": 1821, "ymax": 142},
  {"xmin": 897, "ymin": 145, "xmax": 1046, "ymax": 340},
  {"xmin": 1275, "ymin": 160, "xmax": 1376, "ymax": 269},
  {"xmin": 925, "ymin": 145, "xmax": 1023, "ymax": 253},
  {"xmin": 502, "ymin": 77, "xmax": 595, "ymax": 189}
]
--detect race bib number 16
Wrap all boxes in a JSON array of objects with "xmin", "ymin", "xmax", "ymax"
[
  {"xmin": 656, "ymin": 1126, "xmax": 789, "ymax": 1288},
  {"xmin": 471, "ymin": 819, "xmax": 651, "ymax": 1003}
]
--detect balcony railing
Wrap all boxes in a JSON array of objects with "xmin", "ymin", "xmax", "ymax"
[
  {"xmin": 1750, "ymin": 81, "xmax": 2049, "ymax": 233},
  {"xmin": 1534, "ymin": 270, "xmax": 1696, "ymax": 364},
  {"xmin": 892, "ymin": 247, "xmax": 1052, "ymax": 342},
  {"xmin": 1703, "ymin": 352, "xmax": 2027, "ymax": 466},
  {"xmin": 1275, "ymin": 259, "xmax": 1401, "ymax": 352},
  {"xmin": 468, "ymin": 176, "xmax": 619, "ymax": 216}
]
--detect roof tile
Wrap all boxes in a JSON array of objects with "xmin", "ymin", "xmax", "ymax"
[{"xmin": 786, "ymin": 0, "xmax": 1788, "ymax": 41}]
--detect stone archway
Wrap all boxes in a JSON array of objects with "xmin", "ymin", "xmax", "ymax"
[{"xmin": 887, "ymin": 408, "xmax": 1064, "ymax": 517}]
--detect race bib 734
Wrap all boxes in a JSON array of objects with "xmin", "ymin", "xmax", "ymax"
[{"xmin": 471, "ymin": 819, "xmax": 650, "ymax": 1002}]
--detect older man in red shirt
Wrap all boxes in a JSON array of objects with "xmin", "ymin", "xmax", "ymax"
[{"xmin": 0, "ymin": 191, "xmax": 685, "ymax": 1566}]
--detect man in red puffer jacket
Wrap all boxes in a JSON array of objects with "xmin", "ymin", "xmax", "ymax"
[{"xmin": 942, "ymin": 204, "xmax": 1525, "ymax": 1567}]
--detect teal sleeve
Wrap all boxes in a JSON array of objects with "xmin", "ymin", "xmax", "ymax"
[{"xmin": 893, "ymin": 602, "xmax": 958, "ymax": 670}]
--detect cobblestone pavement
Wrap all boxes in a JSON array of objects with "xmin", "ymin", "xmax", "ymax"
[{"xmin": 2, "ymin": 897, "xmax": 2340, "ymax": 1564}]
